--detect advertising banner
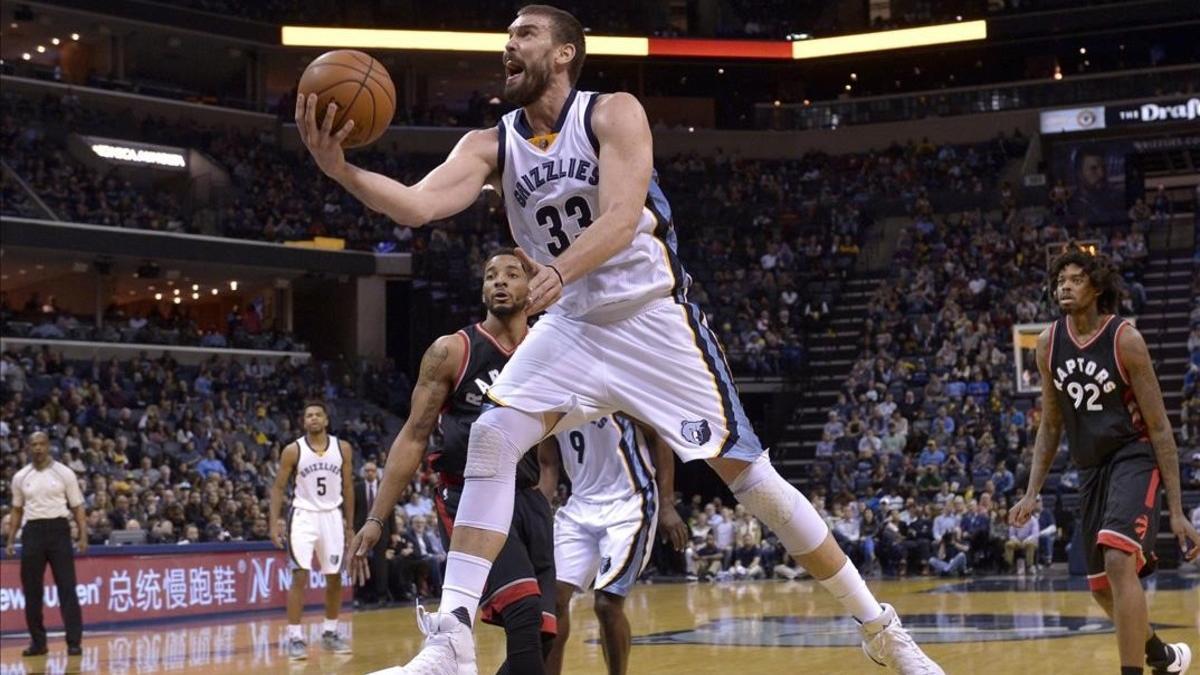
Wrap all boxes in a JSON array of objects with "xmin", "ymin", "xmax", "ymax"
[{"xmin": 0, "ymin": 548, "xmax": 351, "ymax": 632}]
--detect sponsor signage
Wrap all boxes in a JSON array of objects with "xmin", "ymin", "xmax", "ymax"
[
  {"xmin": 1042, "ymin": 97, "xmax": 1200, "ymax": 134},
  {"xmin": 0, "ymin": 549, "xmax": 350, "ymax": 632},
  {"xmin": 1040, "ymin": 106, "xmax": 1106, "ymax": 134},
  {"xmin": 80, "ymin": 135, "xmax": 188, "ymax": 170},
  {"xmin": 1108, "ymin": 97, "xmax": 1200, "ymax": 126}
]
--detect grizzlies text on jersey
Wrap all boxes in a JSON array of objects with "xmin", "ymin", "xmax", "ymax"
[{"xmin": 499, "ymin": 89, "xmax": 687, "ymax": 321}]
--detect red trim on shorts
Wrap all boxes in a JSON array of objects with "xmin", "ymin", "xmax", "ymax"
[
  {"xmin": 1096, "ymin": 530, "xmax": 1147, "ymax": 572},
  {"xmin": 1143, "ymin": 468, "xmax": 1160, "ymax": 508},
  {"xmin": 434, "ymin": 491, "xmax": 455, "ymax": 538},
  {"xmin": 479, "ymin": 579, "xmax": 541, "ymax": 626},
  {"xmin": 1065, "ymin": 314, "xmax": 1115, "ymax": 350},
  {"xmin": 1087, "ymin": 573, "xmax": 1110, "ymax": 591},
  {"xmin": 541, "ymin": 611, "xmax": 558, "ymax": 636},
  {"xmin": 1113, "ymin": 320, "xmax": 1132, "ymax": 385},
  {"xmin": 452, "ymin": 330, "xmax": 471, "ymax": 391}
]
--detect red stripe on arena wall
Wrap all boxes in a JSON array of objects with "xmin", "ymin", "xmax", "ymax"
[{"xmin": 648, "ymin": 37, "xmax": 793, "ymax": 59}]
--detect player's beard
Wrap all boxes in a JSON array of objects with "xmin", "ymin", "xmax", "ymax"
[
  {"xmin": 504, "ymin": 59, "xmax": 551, "ymax": 106},
  {"xmin": 487, "ymin": 297, "xmax": 527, "ymax": 317}
]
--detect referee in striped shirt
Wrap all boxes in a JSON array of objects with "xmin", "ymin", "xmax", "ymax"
[{"xmin": 5, "ymin": 431, "xmax": 87, "ymax": 657}]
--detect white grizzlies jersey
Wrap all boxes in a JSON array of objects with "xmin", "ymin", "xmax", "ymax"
[
  {"xmin": 499, "ymin": 89, "xmax": 689, "ymax": 321},
  {"xmin": 292, "ymin": 434, "xmax": 343, "ymax": 512},
  {"xmin": 557, "ymin": 415, "xmax": 655, "ymax": 503}
]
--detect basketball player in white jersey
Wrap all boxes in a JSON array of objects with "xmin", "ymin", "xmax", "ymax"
[
  {"xmin": 538, "ymin": 415, "xmax": 688, "ymax": 675},
  {"xmin": 269, "ymin": 401, "xmax": 355, "ymax": 660},
  {"xmin": 297, "ymin": 5, "xmax": 942, "ymax": 673}
]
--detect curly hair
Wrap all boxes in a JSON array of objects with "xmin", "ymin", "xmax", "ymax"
[{"xmin": 1048, "ymin": 244, "xmax": 1123, "ymax": 314}]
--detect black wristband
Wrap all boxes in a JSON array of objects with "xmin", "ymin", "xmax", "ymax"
[
  {"xmin": 365, "ymin": 516, "xmax": 385, "ymax": 531},
  {"xmin": 547, "ymin": 264, "xmax": 564, "ymax": 287}
]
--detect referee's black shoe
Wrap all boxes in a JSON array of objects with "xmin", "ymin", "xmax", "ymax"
[
  {"xmin": 68, "ymin": 645, "xmax": 83, "ymax": 656},
  {"xmin": 21, "ymin": 645, "xmax": 47, "ymax": 657}
]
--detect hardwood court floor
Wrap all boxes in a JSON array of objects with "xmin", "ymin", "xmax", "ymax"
[{"xmin": 3, "ymin": 571, "xmax": 1198, "ymax": 674}]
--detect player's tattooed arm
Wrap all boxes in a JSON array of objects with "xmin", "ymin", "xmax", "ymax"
[
  {"xmin": 370, "ymin": 334, "xmax": 464, "ymax": 522},
  {"xmin": 1013, "ymin": 328, "xmax": 1062, "ymax": 525},
  {"xmin": 268, "ymin": 442, "xmax": 300, "ymax": 549},
  {"xmin": 1119, "ymin": 326, "xmax": 1183, "ymax": 513},
  {"xmin": 1120, "ymin": 325, "xmax": 1200, "ymax": 560},
  {"xmin": 536, "ymin": 436, "xmax": 561, "ymax": 503}
]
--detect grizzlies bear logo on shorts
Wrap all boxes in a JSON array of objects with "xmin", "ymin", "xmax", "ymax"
[
  {"xmin": 330, "ymin": 554, "xmax": 340, "ymax": 567},
  {"xmin": 681, "ymin": 419, "xmax": 712, "ymax": 446}
]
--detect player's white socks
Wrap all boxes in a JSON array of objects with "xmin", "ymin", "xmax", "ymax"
[
  {"xmin": 819, "ymin": 559, "xmax": 885, "ymax": 624},
  {"xmin": 288, "ymin": 624, "xmax": 303, "ymax": 641},
  {"xmin": 322, "ymin": 619, "xmax": 338, "ymax": 634},
  {"xmin": 439, "ymin": 551, "xmax": 493, "ymax": 625}
]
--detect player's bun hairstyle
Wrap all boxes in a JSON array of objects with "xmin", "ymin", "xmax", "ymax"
[
  {"xmin": 518, "ymin": 4, "xmax": 586, "ymax": 85},
  {"xmin": 1048, "ymin": 243, "xmax": 1123, "ymax": 314}
]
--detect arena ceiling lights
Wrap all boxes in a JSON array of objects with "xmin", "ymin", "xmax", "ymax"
[{"xmin": 280, "ymin": 20, "xmax": 988, "ymax": 61}]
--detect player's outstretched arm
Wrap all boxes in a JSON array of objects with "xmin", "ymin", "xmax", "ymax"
[
  {"xmin": 296, "ymin": 93, "xmax": 497, "ymax": 227},
  {"xmin": 1012, "ymin": 329, "xmax": 1062, "ymax": 526},
  {"xmin": 1119, "ymin": 325, "xmax": 1200, "ymax": 558},
  {"xmin": 525, "ymin": 93, "xmax": 651, "ymax": 311},
  {"xmin": 370, "ymin": 335, "xmax": 463, "ymax": 520},
  {"xmin": 350, "ymin": 334, "xmax": 464, "ymax": 583},
  {"xmin": 269, "ymin": 442, "xmax": 300, "ymax": 549}
]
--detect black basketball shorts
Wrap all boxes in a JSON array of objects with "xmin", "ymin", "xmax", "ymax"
[
  {"xmin": 1079, "ymin": 442, "xmax": 1160, "ymax": 591},
  {"xmin": 435, "ymin": 481, "xmax": 557, "ymax": 635}
]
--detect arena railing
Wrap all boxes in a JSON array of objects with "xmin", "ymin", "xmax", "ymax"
[{"xmin": 757, "ymin": 64, "xmax": 1200, "ymax": 130}]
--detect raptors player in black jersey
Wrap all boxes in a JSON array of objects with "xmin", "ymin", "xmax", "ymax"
[
  {"xmin": 350, "ymin": 249, "xmax": 555, "ymax": 675},
  {"xmin": 1011, "ymin": 247, "xmax": 1198, "ymax": 675}
]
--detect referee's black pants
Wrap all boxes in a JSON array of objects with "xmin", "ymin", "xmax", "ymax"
[{"xmin": 20, "ymin": 518, "xmax": 82, "ymax": 648}]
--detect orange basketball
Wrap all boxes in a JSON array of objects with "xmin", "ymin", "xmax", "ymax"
[{"xmin": 297, "ymin": 50, "xmax": 396, "ymax": 149}]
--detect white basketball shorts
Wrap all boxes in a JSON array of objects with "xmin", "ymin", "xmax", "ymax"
[
  {"xmin": 554, "ymin": 488, "xmax": 658, "ymax": 597},
  {"xmin": 487, "ymin": 297, "xmax": 764, "ymax": 463},
  {"xmin": 288, "ymin": 507, "xmax": 344, "ymax": 574}
]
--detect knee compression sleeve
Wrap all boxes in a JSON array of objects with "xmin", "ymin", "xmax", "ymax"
[
  {"xmin": 729, "ymin": 454, "xmax": 827, "ymax": 555},
  {"xmin": 454, "ymin": 406, "xmax": 545, "ymax": 535}
]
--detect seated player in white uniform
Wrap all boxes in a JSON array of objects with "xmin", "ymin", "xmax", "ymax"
[
  {"xmin": 537, "ymin": 415, "xmax": 688, "ymax": 675},
  {"xmin": 269, "ymin": 401, "xmax": 354, "ymax": 660}
]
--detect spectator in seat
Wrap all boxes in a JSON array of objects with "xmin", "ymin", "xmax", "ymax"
[
  {"xmin": 928, "ymin": 531, "xmax": 970, "ymax": 577},
  {"xmin": 694, "ymin": 533, "xmax": 725, "ymax": 580},
  {"xmin": 196, "ymin": 449, "xmax": 226, "ymax": 479},
  {"xmin": 959, "ymin": 500, "xmax": 989, "ymax": 565},
  {"xmin": 1183, "ymin": 452, "xmax": 1200, "ymax": 488},
  {"xmin": 1033, "ymin": 496, "xmax": 1056, "ymax": 566},
  {"xmin": 1005, "ymin": 509, "xmax": 1039, "ymax": 575},
  {"xmin": 731, "ymin": 534, "xmax": 765, "ymax": 580}
]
